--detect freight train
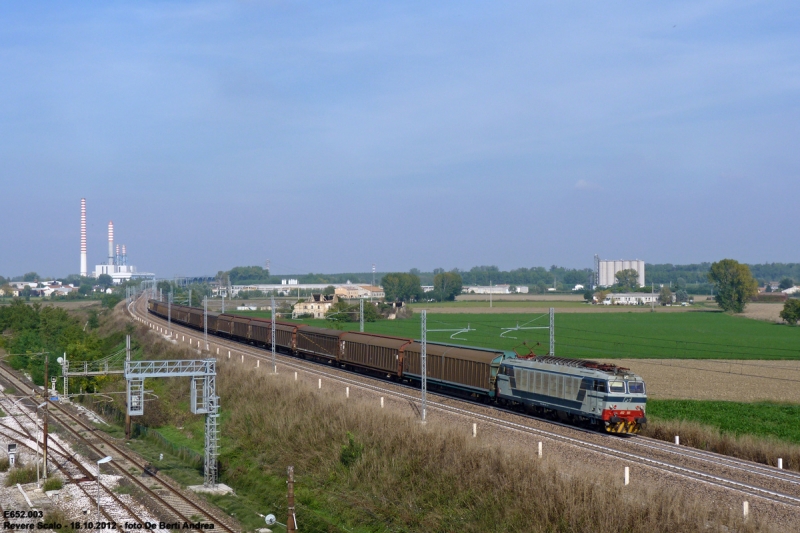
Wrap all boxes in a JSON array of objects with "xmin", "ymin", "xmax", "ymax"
[{"xmin": 147, "ymin": 299, "xmax": 647, "ymax": 434}]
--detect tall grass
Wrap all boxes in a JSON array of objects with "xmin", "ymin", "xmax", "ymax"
[
  {"xmin": 114, "ymin": 305, "xmax": 787, "ymax": 530},
  {"xmin": 645, "ymin": 418, "xmax": 800, "ymax": 471},
  {"xmin": 215, "ymin": 361, "xmax": 770, "ymax": 532}
]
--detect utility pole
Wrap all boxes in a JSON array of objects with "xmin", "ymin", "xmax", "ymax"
[
  {"xmin": 42, "ymin": 355, "xmax": 48, "ymax": 479},
  {"xmin": 489, "ymin": 280, "xmax": 492, "ymax": 308},
  {"xmin": 125, "ymin": 335, "xmax": 131, "ymax": 439},
  {"xmin": 189, "ymin": 289, "xmax": 192, "ymax": 307},
  {"xmin": 287, "ymin": 466, "xmax": 297, "ymax": 533},
  {"xmin": 271, "ymin": 293, "xmax": 276, "ymax": 373},
  {"xmin": 421, "ymin": 309, "xmax": 427, "ymax": 423},
  {"xmin": 203, "ymin": 296, "xmax": 208, "ymax": 347},
  {"xmin": 359, "ymin": 299, "xmax": 364, "ymax": 333},
  {"xmin": 221, "ymin": 294, "xmax": 225, "ymax": 313},
  {"xmin": 371, "ymin": 264, "xmax": 376, "ymax": 302},
  {"xmin": 168, "ymin": 291, "xmax": 172, "ymax": 332},
  {"xmin": 549, "ymin": 307, "xmax": 555, "ymax": 356}
]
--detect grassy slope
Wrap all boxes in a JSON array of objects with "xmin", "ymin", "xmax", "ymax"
[
  {"xmin": 648, "ymin": 400, "xmax": 800, "ymax": 444},
  {"xmin": 237, "ymin": 310, "xmax": 800, "ymax": 360}
]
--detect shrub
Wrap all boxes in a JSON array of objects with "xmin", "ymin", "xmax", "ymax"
[
  {"xmin": 780, "ymin": 299, "xmax": 800, "ymax": 325},
  {"xmin": 42, "ymin": 476, "xmax": 63, "ymax": 491},
  {"xmin": 339, "ymin": 432, "xmax": 363, "ymax": 468},
  {"xmin": 0, "ymin": 458, "xmax": 9, "ymax": 472},
  {"xmin": 4, "ymin": 465, "xmax": 37, "ymax": 486}
]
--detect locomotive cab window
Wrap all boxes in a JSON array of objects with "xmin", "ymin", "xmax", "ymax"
[
  {"xmin": 593, "ymin": 380, "xmax": 607, "ymax": 393},
  {"xmin": 628, "ymin": 382, "xmax": 645, "ymax": 394},
  {"xmin": 609, "ymin": 381, "xmax": 625, "ymax": 393}
]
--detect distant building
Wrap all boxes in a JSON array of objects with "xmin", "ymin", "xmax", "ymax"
[
  {"xmin": 783, "ymin": 286, "xmax": 800, "ymax": 295},
  {"xmin": 293, "ymin": 294, "xmax": 338, "ymax": 319},
  {"xmin": 334, "ymin": 285, "xmax": 385, "ymax": 300},
  {"xmin": 602, "ymin": 293, "xmax": 660, "ymax": 305},
  {"xmin": 463, "ymin": 284, "xmax": 529, "ymax": 294},
  {"xmin": 598, "ymin": 259, "xmax": 645, "ymax": 288}
]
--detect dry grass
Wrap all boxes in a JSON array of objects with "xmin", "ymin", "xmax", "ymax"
[
  {"xmin": 215, "ymin": 360, "xmax": 770, "ymax": 532},
  {"xmin": 117, "ymin": 305, "xmax": 779, "ymax": 531},
  {"xmin": 741, "ymin": 303, "xmax": 785, "ymax": 323},
  {"xmin": 645, "ymin": 418, "xmax": 800, "ymax": 472}
]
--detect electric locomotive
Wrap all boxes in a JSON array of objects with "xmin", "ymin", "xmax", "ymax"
[{"xmin": 496, "ymin": 354, "xmax": 647, "ymax": 433}]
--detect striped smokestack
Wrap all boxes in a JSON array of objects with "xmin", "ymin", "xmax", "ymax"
[
  {"xmin": 122, "ymin": 244, "xmax": 127, "ymax": 266},
  {"xmin": 108, "ymin": 221, "xmax": 114, "ymax": 266},
  {"xmin": 116, "ymin": 244, "xmax": 120, "ymax": 266},
  {"xmin": 80, "ymin": 198, "xmax": 87, "ymax": 277}
]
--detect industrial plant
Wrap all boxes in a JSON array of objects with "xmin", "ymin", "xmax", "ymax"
[{"xmin": 79, "ymin": 198, "xmax": 150, "ymax": 284}]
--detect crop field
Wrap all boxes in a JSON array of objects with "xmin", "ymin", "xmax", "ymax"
[
  {"xmin": 648, "ymin": 399, "xmax": 800, "ymax": 445},
  {"xmin": 237, "ymin": 310, "xmax": 800, "ymax": 360},
  {"xmin": 597, "ymin": 358, "xmax": 800, "ymax": 403}
]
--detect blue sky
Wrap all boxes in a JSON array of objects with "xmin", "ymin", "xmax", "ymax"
[{"xmin": 1, "ymin": 1, "xmax": 798, "ymax": 278}]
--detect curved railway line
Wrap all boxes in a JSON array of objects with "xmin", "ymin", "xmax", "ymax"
[
  {"xmin": 130, "ymin": 294, "xmax": 800, "ymax": 527},
  {"xmin": 0, "ymin": 362, "xmax": 239, "ymax": 532}
]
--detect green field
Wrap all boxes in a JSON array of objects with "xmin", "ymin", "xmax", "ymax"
[
  {"xmin": 648, "ymin": 400, "xmax": 800, "ymax": 445},
  {"xmin": 237, "ymin": 310, "xmax": 800, "ymax": 360}
]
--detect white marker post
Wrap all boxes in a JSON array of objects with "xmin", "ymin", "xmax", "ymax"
[
  {"xmin": 346, "ymin": 387, "xmax": 350, "ymax": 398},
  {"xmin": 380, "ymin": 397, "xmax": 384, "ymax": 408},
  {"xmin": 537, "ymin": 442, "xmax": 542, "ymax": 458},
  {"xmin": 624, "ymin": 467, "xmax": 630, "ymax": 486},
  {"xmin": 472, "ymin": 423, "xmax": 477, "ymax": 438},
  {"xmin": 674, "ymin": 436, "xmax": 680, "ymax": 445}
]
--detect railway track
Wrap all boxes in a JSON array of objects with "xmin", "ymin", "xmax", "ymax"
[
  {"xmin": 129, "ymin": 295, "xmax": 800, "ymax": 523},
  {"xmin": 0, "ymin": 392, "xmax": 149, "ymax": 525},
  {"xmin": 0, "ymin": 363, "xmax": 240, "ymax": 532}
]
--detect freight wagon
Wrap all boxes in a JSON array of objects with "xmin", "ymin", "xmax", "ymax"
[{"xmin": 146, "ymin": 299, "xmax": 646, "ymax": 433}]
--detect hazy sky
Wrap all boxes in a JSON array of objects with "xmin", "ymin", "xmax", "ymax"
[{"xmin": 1, "ymin": 1, "xmax": 798, "ymax": 278}]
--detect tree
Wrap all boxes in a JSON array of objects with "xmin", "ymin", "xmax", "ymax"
[
  {"xmin": 97, "ymin": 274, "xmax": 113, "ymax": 290},
  {"xmin": 23, "ymin": 272, "xmax": 39, "ymax": 282},
  {"xmin": 382, "ymin": 273, "xmax": 423, "ymax": 302},
  {"xmin": 780, "ymin": 299, "xmax": 800, "ymax": 325},
  {"xmin": 583, "ymin": 290, "xmax": 594, "ymax": 302},
  {"xmin": 323, "ymin": 285, "xmax": 336, "ymax": 296},
  {"xmin": 659, "ymin": 286, "xmax": 673, "ymax": 306},
  {"xmin": 675, "ymin": 289, "xmax": 689, "ymax": 303},
  {"xmin": 615, "ymin": 269, "xmax": 639, "ymax": 290},
  {"xmin": 708, "ymin": 259, "xmax": 758, "ymax": 313},
  {"xmin": 433, "ymin": 271, "xmax": 463, "ymax": 302},
  {"xmin": 779, "ymin": 278, "xmax": 794, "ymax": 290}
]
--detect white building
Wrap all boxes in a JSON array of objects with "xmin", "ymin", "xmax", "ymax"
[
  {"xmin": 602, "ymin": 293, "xmax": 660, "ymax": 305},
  {"xmin": 463, "ymin": 284, "xmax": 529, "ymax": 294},
  {"xmin": 598, "ymin": 259, "xmax": 645, "ymax": 288}
]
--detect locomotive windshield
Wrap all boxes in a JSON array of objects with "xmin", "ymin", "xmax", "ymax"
[
  {"xmin": 627, "ymin": 381, "xmax": 645, "ymax": 394},
  {"xmin": 609, "ymin": 381, "xmax": 625, "ymax": 393}
]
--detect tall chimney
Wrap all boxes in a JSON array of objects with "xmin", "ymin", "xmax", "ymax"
[
  {"xmin": 122, "ymin": 244, "xmax": 127, "ymax": 266},
  {"xmin": 108, "ymin": 221, "xmax": 114, "ymax": 266},
  {"xmin": 115, "ymin": 244, "xmax": 120, "ymax": 266},
  {"xmin": 80, "ymin": 198, "xmax": 87, "ymax": 277}
]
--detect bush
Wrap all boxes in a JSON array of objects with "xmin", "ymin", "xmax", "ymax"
[
  {"xmin": 0, "ymin": 457, "xmax": 9, "ymax": 472},
  {"xmin": 42, "ymin": 476, "xmax": 63, "ymax": 491},
  {"xmin": 339, "ymin": 432, "xmax": 363, "ymax": 468},
  {"xmin": 780, "ymin": 299, "xmax": 800, "ymax": 325},
  {"xmin": 102, "ymin": 294, "xmax": 122, "ymax": 309},
  {"xmin": 4, "ymin": 465, "xmax": 37, "ymax": 486}
]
